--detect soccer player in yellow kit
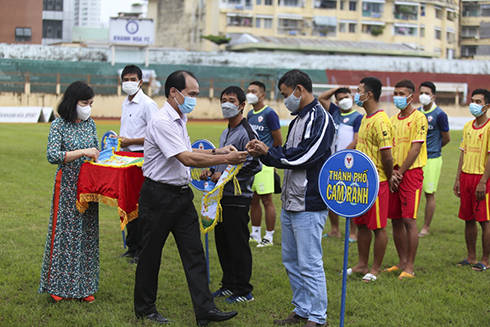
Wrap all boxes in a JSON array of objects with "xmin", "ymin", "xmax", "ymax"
[
  {"xmin": 384, "ymin": 79, "xmax": 428, "ymax": 280},
  {"xmin": 454, "ymin": 89, "xmax": 490, "ymax": 272},
  {"xmin": 348, "ymin": 77, "xmax": 394, "ymax": 282}
]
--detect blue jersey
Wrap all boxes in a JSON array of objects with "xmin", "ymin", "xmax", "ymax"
[
  {"xmin": 329, "ymin": 103, "xmax": 363, "ymax": 152},
  {"xmin": 247, "ymin": 105, "xmax": 281, "ymax": 148},
  {"xmin": 418, "ymin": 104, "xmax": 449, "ymax": 158}
]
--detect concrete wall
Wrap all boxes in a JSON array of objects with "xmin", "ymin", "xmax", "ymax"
[{"xmin": 0, "ymin": 91, "xmax": 473, "ymax": 121}]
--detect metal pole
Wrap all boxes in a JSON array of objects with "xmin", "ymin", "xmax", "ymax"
[
  {"xmin": 206, "ymin": 233, "xmax": 210, "ymax": 284},
  {"xmin": 340, "ymin": 217, "xmax": 350, "ymax": 327}
]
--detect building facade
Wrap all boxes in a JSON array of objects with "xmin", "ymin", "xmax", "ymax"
[
  {"xmin": 0, "ymin": 0, "xmax": 43, "ymax": 44},
  {"xmin": 74, "ymin": 0, "xmax": 101, "ymax": 27},
  {"xmin": 149, "ymin": 0, "xmax": 460, "ymax": 58},
  {"xmin": 42, "ymin": 0, "xmax": 75, "ymax": 45},
  {"xmin": 460, "ymin": 0, "xmax": 490, "ymax": 59}
]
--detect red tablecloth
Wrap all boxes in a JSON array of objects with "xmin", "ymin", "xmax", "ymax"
[{"xmin": 76, "ymin": 151, "xmax": 144, "ymax": 230}]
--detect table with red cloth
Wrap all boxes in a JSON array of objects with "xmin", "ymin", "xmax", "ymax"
[{"xmin": 76, "ymin": 151, "xmax": 144, "ymax": 230}]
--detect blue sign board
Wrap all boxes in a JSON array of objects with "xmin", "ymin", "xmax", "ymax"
[
  {"xmin": 318, "ymin": 150, "xmax": 379, "ymax": 218},
  {"xmin": 101, "ymin": 130, "xmax": 118, "ymax": 151},
  {"xmin": 190, "ymin": 139, "xmax": 216, "ymax": 191}
]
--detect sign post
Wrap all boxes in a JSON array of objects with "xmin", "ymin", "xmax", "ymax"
[
  {"xmin": 318, "ymin": 149, "xmax": 379, "ymax": 326},
  {"xmin": 190, "ymin": 139, "xmax": 216, "ymax": 284}
]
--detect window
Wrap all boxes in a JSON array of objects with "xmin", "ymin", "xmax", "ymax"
[
  {"xmin": 315, "ymin": 0, "xmax": 337, "ymax": 9},
  {"xmin": 42, "ymin": 20, "xmax": 63, "ymax": 39},
  {"xmin": 227, "ymin": 15, "xmax": 253, "ymax": 27},
  {"xmin": 279, "ymin": 0, "xmax": 300, "ymax": 6},
  {"xmin": 256, "ymin": 18, "xmax": 261, "ymax": 28},
  {"xmin": 394, "ymin": 25, "xmax": 417, "ymax": 36},
  {"xmin": 43, "ymin": 0, "xmax": 63, "ymax": 11},
  {"xmin": 420, "ymin": 27, "xmax": 425, "ymax": 37},
  {"xmin": 363, "ymin": 2, "xmax": 383, "ymax": 18},
  {"xmin": 447, "ymin": 10, "xmax": 456, "ymax": 21},
  {"xmin": 463, "ymin": 4, "xmax": 481, "ymax": 17},
  {"xmin": 435, "ymin": 28, "xmax": 441, "ymax": 39},
  {"xmin": 349, "ymin": 23, "xmax": 357, "ymax": 33},
  {"xmin": 447, "ymin": 31, "xmax": 455, "ymax": 44},
  {"xmin": 461, "ymin": 26, "xmax": 479, "ymax": 38},
  {"xmin": 435, "ymin": 8, "xmax": 442, "ymax": 19},
  {"xmin": 15, "ymin": 27, "xmax": 32, "ymax": 42},
  {"xmin": 339, "ymin": 22, "xmax": 346, "ymax": 32},
  {"xmin": 483, "ymin": 5, "xmax": 490, "ymax": 16},
  {"xmin": 394, "ymin": 4, "xmax": 418, "ymax": 20},
  {"xmin": 256, "ymin": 0, "xmax": 261, "ymax": 4},
  {"xmin": 340, "ymin": 1, "xmax": 345, "ymax": 10},
  {"xmin": 349, "ymin": 1, "xmax": 357, "ymax": 11},
  {"xmin": 265, "ymin": 0, "xmax": 273, "ymax": 4},
  {"xmin": 461, "ymin": 45, "xmax": 477, "ymax": 57},
  {"xmin": 264, "ymin": 18, "xmax": 273, "ymax": 28},
  {"xmin": 313, "ymin": 25, "xmax": 336, "ymax": 36},
  {"xmin": 420, "ymin": 4, "xmax": 425, "ymax": 16}
]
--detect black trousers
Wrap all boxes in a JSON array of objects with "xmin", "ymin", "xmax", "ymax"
[
  {"xmin": 215, "ymin": 204, "xmax": 253, "ymax": 296},
  {"xmin": 125, "ymin": 150, "xmax": 144, "ymax": 256},
  {"xmin": 134, "ymin": 178, "xmax": 215, "ymax": 317}
]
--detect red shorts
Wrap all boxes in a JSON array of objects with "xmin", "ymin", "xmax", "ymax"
[
  {"xmin": 458, "ymin": 172, "xmax": 490, "ymax": 222},
  {"xmin": 388, "ymin": 168, "xmax": 423, "ymax": 219},
  {"xmin": 354, "ymin": 181, "xmax": 389, "ymax": 230}
]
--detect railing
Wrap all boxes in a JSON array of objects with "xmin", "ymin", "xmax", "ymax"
[{"xmin": 0, "ymin": 72, "xmax": 278, "ymax": 99}]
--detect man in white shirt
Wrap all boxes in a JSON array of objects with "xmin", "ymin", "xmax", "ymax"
[{"xmin": 119, "ymin": 65, "xmax": 159, "ymax": 263}]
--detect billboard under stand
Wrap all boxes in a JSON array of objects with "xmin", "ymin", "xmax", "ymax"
[{"xmin": 109, "ymin": 18, "xmax": 154, "ymax": 45}]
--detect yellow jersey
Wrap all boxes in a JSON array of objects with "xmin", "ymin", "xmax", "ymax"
[
  {"xmin": 390, "ymin": 109, "xmax": 428, "ymax": 170},
  {"xmin": 357, "ymin": 110, "xmax": 393, "ymax": 182},
  {"xmin": 460, "ymin": 118, "xmax": 490, "ymax": 175}
]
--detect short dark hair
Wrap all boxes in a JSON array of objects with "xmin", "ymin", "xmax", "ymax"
[
  {"xmin": 221, "ymin": 86, "xmax": 246, "ymax": 104},
  {"xmin": 121, "ymin": 64, "xmax": 142, "ymax": 81},
  {"xmin": 395, "ymin": 79, "xmax": 415, "ymax": 93},
  {"xmin": 278, "ymin": 69, "xmax": 312, "ymax": 93},
  {"xmin": 57, "ymin": 81, "xmax": 95, "ymax": 122},
  {"xmin": 472, "ymin": 89, "xmax": 490, "ymax": 104},
  {"xmin": 359, "ymin": 77, "xmax": 382, "ymax": 102},
  {"xmin": 249, "ymin": 81, "xmax": 266, "ymax": 93},
  {"xmin": 420, "ymin": 81, "xmax": 436, "ymax": 94},
  {"xmin": 164, "ymin": 70, "xmax": 197, "ymax": 98},
  {"xmin": 334, "ymin": 87, "xmax": 351, "ymax": 100}
]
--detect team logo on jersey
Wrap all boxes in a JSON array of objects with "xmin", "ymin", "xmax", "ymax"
[
  {"xmin": 427, "ymin": 116, "xmax": 433, "ymax": 122},
  {"xmin": 344, "ymin": 153, "xmax": 354, "ymax": 169},
  {"xmin": 343, "ymin": 118, "xmax": 350, "ymax": 123},
  {"xmin": 258, "ymin": 116, "xmax": 264, "ymax": 123}
]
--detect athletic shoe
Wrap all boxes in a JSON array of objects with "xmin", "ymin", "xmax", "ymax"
[
  {"xmin": 249, "ymin": 235, "xmax": 260, "ymax": 243},
  {"xmin": 224, "ymin": 293, "xmax": 254, "ymax": 304},
  {"xmin": 257, "ymin": 238, "xmax": 273, "ymax": 247},
  {"xmin": 211, "ymin": 287, "xmax": 232, "ymax": 298}
]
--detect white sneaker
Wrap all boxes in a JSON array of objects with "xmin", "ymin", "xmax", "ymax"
[
  {"xmin": 249, "ymin": 235, "xmax": 260, "ymax": 243},
  {"xmin": 257, "ymin": 238, "xmax": 273, "ymax": 247}
]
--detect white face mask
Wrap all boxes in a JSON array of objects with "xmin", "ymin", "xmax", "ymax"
[
  {"xmin": 246, "ymin": 93, "xmax": 259, "ymax": 105},
  {"xmin": 76, "ymin": 104, "xmax": 92, "ymax": 121},
  {"xmin": 419, "ymin": 94, "xmax": 432, "ymax": 106},
  {"xmin": 338, "ymin": 98, "xmax": 353, "ymax": 110},
  {"xmin": 284, "ymin": 87, "xmax": 301, "ymax": 114},
  {"xmin": 221, "ymin": 102, "xmax": 240, "ymax": 118},
  {"xmin": 122, "ymin": 81, "xmax": 140, "ymax": 95}
]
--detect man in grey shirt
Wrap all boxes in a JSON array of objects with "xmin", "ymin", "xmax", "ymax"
[{"xmin": 134, "ymin": 71, "xmax": 245, "ymax": 326}]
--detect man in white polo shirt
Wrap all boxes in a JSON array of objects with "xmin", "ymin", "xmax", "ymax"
[
  {"xmin": 134, "ymin": 70, "xmax": 245, "ymax": 325},
  {"xmin": 118, "ymin": 65, "xmax": 159, "ymax": 263}
]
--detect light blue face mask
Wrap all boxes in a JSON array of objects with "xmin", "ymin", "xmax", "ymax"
[
  {"xmin": 469, "ymin": 103, "xmax": 486, "ymax": 117},
  {"xmin": 175, "ymin": 90, "xmax": 197, "ymax": 114},
  {"xmin": 393, "ymin": 95, "xmax": 412, "ymax": 110},
  {"xmin": 354, "ymin": 92, "xmax": 368, "ymax": 107},
  {"xmin": 284, "ymin": 87, "xmax": 301, "ymax": 114}
]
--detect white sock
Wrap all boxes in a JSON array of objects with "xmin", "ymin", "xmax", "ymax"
[
  {"xmin": 265, "ymin": 230, "xmax": 274, "ymax": 241},
  {"xmin": 252, "ymin": 226, "xmax": 261, "ymax": 239}
]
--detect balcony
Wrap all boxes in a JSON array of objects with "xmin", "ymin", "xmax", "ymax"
[
  {"xmin": 393, "ymin": 3, "xmax": 418, "ymax": 21},
  {"xmin": 362, "ymin": 1, "xmax": 384, "ymax": 18}
]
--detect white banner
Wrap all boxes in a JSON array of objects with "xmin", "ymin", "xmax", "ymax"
[
  {"xmin": 109, "ymin": 18, "xmax": 154, "ymax": 45},
  {"xmin": 0, "ymin": 107, "xmax": 54, "ymax": 123}
]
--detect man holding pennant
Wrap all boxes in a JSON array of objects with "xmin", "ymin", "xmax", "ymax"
[{"xmin": 134, "ymin": 70, "xmax": 244, "ymax": 326}]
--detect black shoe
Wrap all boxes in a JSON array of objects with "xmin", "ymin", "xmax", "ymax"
[
  {"xmin": 196, "ymin": 308, "xmax": 238, "ymax": 326},
  {"xmin": 129, "ymin": 256, "xmax": 139, "ymax": 264},
  {"xmin": 120, "ymin": 250, "xmax": 135, "ymax": 258},
  {"xmin": 136, "ymin": 312, "xmax": 169, "ymax": 324}
]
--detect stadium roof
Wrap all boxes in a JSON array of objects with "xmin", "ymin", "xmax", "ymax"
[{"xmin": 227, "ymin": 33, "xmax": 436, "ymax": 58}]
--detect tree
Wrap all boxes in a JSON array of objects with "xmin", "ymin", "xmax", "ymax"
[{"xmin": 201, "ymin": 35, "xmax": 231, "ymax": 46}]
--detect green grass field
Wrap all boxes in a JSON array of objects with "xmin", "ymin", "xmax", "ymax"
[{"xmin": 0, "ymin": 120, "xmax": 488, "ymax": 327}]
